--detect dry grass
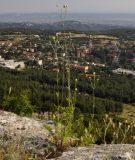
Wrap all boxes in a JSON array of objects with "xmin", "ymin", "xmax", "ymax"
[{"xmin": 118, "ymin": 104, "xmax": 135, "ymax": 123}]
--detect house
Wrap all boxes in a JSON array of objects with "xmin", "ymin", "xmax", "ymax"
[
  {"xmin": 112, "ymin": 68, "xmax": 135, "ymax": 76},
  {"xmin": 129, "ymin": 58, "xmax": 135, "ymax": 63},
  {"xmin": 70, "ymin": 64, "xmax": 89, "ymax": 73},
  {"xmin": 91, "ymin": 62, "xmax": 105, "ymax": 67},
  {"xmin": 37, "ymin": 60, "xmax": 43, "ymax": 66},
  {"xmin": 81, "ymin": 74, "xmax": 97, "ymax": 78}
]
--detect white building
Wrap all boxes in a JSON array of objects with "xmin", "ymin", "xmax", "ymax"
[
  {"xmin": 37, "ymin": 60, "xmax": 43, "ymax": 66},
  {"xmin": 112, "ymin": 68, "xmax": 135, "ymax": 76},
  {"xmin": 0, "ymin": 57, "xmax": 25, "ymax": 70}
]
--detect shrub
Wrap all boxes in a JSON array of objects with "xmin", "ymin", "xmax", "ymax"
[{"xmin": 2, "ymin": 90, "xmax": 34, "ymax": 116}]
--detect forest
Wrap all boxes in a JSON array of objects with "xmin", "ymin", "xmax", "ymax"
[{"xmin": 1, "ymin": 66, "xmax": 134, "ymax": 115}]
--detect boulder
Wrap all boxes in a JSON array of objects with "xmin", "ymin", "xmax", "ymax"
[
  {"xmin": 52, "ymin": 145, "xmax": 135, "ymax": 160},
  {"xmin": 0, "ymin": 110, "xmax": 57, "ymax": 158},
  {"xmin": 0, "ymin": 110, "xmax": 49, "ymax": 138},
  {"xmin": 0, "ymin": 110, "xmax": 135, "ymax": 160}
]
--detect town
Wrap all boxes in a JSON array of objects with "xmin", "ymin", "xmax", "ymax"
[{"xmin": 0, "ymin": 30, "xmax": 135, "ymax": 78}]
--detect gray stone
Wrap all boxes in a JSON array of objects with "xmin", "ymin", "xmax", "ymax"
[
  {"xmin": 0, "ymin": 110, "xmax": 49, "ymax": 139},
  {"xmin": 52, "ymin": 145, "xmax": 135, "ymax": 160},
  {"xmin": 0, "ymin": 110, "xmax": 135, "ymax": 160},
  {"xmin": 0, "ymin": 110, "xmax": 56, "ymax": 158}
]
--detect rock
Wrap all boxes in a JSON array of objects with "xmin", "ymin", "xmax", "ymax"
[
  {"xmin": 0, "ymin": 110, "xmax": 135, "ymax": 160},
  {"xmin": 0, "ymin": 110, "xmax": 49, "ymax": 139},
  {"xmin": 52, "ymin": 145, "xmax": 135, "ymax": 160},
  {"xmin": 0, "ymin": 110, "xmax": 56, "ymax": 158}
]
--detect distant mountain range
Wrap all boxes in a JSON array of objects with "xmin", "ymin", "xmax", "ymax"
[{"xmin": 0, "ymin": 13, "xmax": 135, "ymax": 31}]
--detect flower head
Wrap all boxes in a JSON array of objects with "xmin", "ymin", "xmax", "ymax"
[
  {"xmin": 63, "ymin": 53, "xmax": 66, "ymax": 57},
  {"xmin": 119, "ymin": 122, "xmax": 122, "ymax": 127},
  {"xmin": 63, "ymin": 4, "xmax": 68, "ymax": 8},
  {"xmin": 52, "ymin": 36, "xmax": 56, "ymax": 41}
]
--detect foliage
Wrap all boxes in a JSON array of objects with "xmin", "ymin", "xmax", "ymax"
[
  {"xmin": 2, "ymin": 90, "xmax": 34, "ymax": 116},
  {"xmin": 0, "ymin": 67, "xmax": 125, "ymax": 114}
]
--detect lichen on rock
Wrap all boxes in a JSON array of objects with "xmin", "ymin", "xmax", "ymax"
[{"xmin": 52, "ymin": 145, "xmax": 135, "ymax": 160}]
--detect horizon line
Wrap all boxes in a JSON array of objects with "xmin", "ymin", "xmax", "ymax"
[{"xmin": 1, "ymin": 12, "xmax": 135, "ymax": 14}]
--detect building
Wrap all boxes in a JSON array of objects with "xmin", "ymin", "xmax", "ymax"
[
  {"xmin": 112, "ymin": 68, "xmax": 135, "ymax": 76},
  {"xmin": 91, "ymin": 62, "xmax": 105, "ymax": 67},
  {"xmin": 70, "ymin": 64, "xmax": 89, "ymax": 73},
  {"xmin": 129, "ymin": 58, "xmax": 135, "ymax": 63},
  {"xmin": 0, "ymin": 57, "xmax": 25, "ymax": 70}
]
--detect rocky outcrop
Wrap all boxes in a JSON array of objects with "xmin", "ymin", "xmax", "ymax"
[
  {"xmin": 0, "ymin": 110, "xmax": 48, "ymax": 138},
  {"xmin": 53, "ymin": 145, "xmax": 135, "ymax": 160},
  {"xmin": 0, "ymin": 110, "xmax": 135, "ymax": 160},
  {"xmin": 0, "ymin": 110, "xmax": 57, "ymax": 158}
]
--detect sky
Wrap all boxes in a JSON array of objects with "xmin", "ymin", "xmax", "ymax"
[{"xmin": 0, "ymin": 0, "xmax": 135, "ymax": 14}]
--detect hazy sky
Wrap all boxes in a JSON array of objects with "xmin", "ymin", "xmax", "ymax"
[{"xmin": 0, "ymin": 0, "xmax": 135, "ymax": 13}]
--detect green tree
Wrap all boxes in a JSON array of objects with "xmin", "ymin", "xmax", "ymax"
[{"xmin": 2, "ymin": 90, "xmax": 34, "ymax": 116}]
